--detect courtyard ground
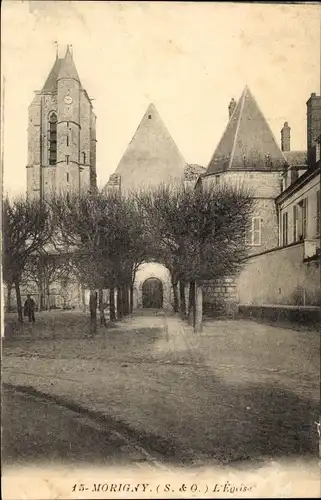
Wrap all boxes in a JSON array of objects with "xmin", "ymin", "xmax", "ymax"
[{"xmin": 2, "ymin": 309, "xmax": 320, "ymax": 468}]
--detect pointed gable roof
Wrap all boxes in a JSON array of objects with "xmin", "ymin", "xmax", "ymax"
[
  {"xmin": 42, "ymin": 57, "xmax": 64, "ymax": 91},
  {"xmin": 105, "ymin": 103, "xmax": 186, "ymax": 194},
  {"xmin": 206, "ymin": 86, "xmax": 287, "ymax": 175},
  {"xmin": 57, "ymin": 45, "xmax": 80, "ymax": 82},
  {"xmin": 41, "ymin": 46, "xmax": 81, "ymax": 92}
]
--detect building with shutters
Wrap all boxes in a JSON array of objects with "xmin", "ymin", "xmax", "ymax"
[
  {"xmin": 14, "ymin": 44, "xmax": 320, "ymax": 316},
  {"xmin": 198, "ymin": 87, "xmax": 320, "ymax": 317}
]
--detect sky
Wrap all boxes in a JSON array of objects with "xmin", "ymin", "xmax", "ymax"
[{"xmin": 1, "ymin": 1, "xmax": 320, "ymax": 197}]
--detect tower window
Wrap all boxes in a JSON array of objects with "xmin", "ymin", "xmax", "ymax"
[
  {"xmin": 83, "ymin": 152, "xmax": 86, "ymax": 164},
  {"xmin": 66, "ymin": 155, "xmax": 69, "ymax": 165},
  {"xmin": 66, "ymin": 135, "xmax": 69, "ymax": 147},
  {"xmin": 66, "ymin": 173, "xmax": 69, "ymax": 183},
  {"xmin": 48, "ymin": 112, "xmax": 57, "ymax": 165}
]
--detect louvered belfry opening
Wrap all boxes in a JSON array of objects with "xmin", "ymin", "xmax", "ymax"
[{"xmin": 48, "ymin": 112, "xmax": 57, "ymax": 165}]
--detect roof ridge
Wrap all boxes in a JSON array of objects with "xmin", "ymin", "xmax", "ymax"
[
  {"xmin": 246, "ymin": 86, "xmax": 288, "ymax": 164},
  {"xmin": 42, "ymin": 57, "xmax": 64, "ymax": 91},
  {"xmin": 228, "ymin": 87, "xmax": 247, "ymax": 169},
  {"xmin": 57, "ymin": 45, "xmax": 81, "ymax": 83},
  {"xmin": 206, "ymin": 90, "xmax": 243, "ymax": 170}
]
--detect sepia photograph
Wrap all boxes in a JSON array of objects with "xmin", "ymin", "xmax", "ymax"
[{"xmin": 1, "ymin": 1, "xmax": 320, "ymax": 498}]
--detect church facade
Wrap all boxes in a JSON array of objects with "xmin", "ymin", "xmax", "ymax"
[
  {"xmin": 19, "ymin": 47, "xmax": 320, "ymax": 316},
  {"xmin": 103, "ymin": 101, "xmax": 205, "ymax": 310},
  {"xmin": 20, "ymin": 46, "xmax": 98, "ymax": 310}
]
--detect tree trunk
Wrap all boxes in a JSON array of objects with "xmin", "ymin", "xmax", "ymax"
[
  {"xmin": 195, "ymin": 282, "xmax": 203, "ymax": 333},
  {"xmin": 188, "ymin": 280, "xmax": 196, "ymax": 327},
  {"xmin": 98, "ymin": 288, "xmax": 107, "ymax": 326},
  {"xmin": 123, "ymin": 284, "xmax": 129, "ymax": 316},
  {"xmin": 109, "ymin": 287, "xmax": 116, "ymax": 321},
  {"xmin": 117, "ymin": 286, "xmax": 123, "ymax": 320},
  {"xmin": 179, "ymin": 280, "xmax": 186, "ymax": 318},
  {"xmin": 126, "ymin": 285, "xmax": 130, "ymax": 314},
  {"xmin": 81, "ymin": 288, "xmax": 86, "ymax": 312},
  {"xmin": 89, "ymin": 290, "xmax": 97, "ymax": 324},
  {"xmin": 38, "ymin": 283, "xmax": 42, "ymax": 312},
  {"xmin": 6, "ymin": 282, "xmax": 12, "ymax": 312},
  {"xmin": 14, "ymin": 278, "xmax": 23, "ymax": 324},
  {"xmin": 172, "ymin": 283, "xmax": 179, "ymax": 313},
  {"xmin": 130, "ymin": 284, "xmax": 134, "ymax": 313},
  {"xmin": 46, "ymin": 280, "xmax": 50, "ymax": 311}
]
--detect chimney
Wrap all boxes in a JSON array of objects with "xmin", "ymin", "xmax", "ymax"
[
  {"xmin": 307, "ymin": 92, "xmax": 321, "ymax": 166},
  {"xmin": 228, "ymin": 98, "xmax": 236, "ymax": 118},
  {"xmin": 281, "ymin": 122, "xmax": 291, "ymax": 151}
]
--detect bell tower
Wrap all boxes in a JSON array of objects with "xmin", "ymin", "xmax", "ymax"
[{"xmin": 26, "ymin": 45, "xmax": 97, "ymax": 199}]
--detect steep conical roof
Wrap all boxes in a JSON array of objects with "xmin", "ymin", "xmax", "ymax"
[
  {"xmin": 206, "ymin": 86, "xmax": 287, "ymax": 175},
  {"xmin": 57, "ymin": 45, "xmax": 80, "ymax": 82},
  {"xmin": 106, "ymin": 104, "xmax": 186, "ymax": 194},
  {"xmin": 42, "ymin": 57, "xmax": 64, "ymax": 91}
]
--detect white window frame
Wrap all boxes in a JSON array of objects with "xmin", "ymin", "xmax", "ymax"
[
  {"xmin": 293, "ymin": 205, "xmax": 298, "ymax": 242},
  {"xmin": 316, "ymin": 190, "xmax": 320, "ymax": 237},
  {"xmin": 245, "ymin": 216, "xmax": 262, "ymax": 246},
  {"xmin": 316, "ymin": 141, "xmax": 321, "ymax": 163}
]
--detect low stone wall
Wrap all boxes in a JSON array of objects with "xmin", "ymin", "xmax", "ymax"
[
  {"xmin": 238, "ymin": 304, "xmax": 321, "ymax": 329},
  {"xmin": 4, "ymin": 280, "xmax": 82, "ymax": 312},
  {"xmin": 237, "ymin": 243, "xmax": 321, "ymax": 307},
  {"xmin": 202, "ymin": 277, "xmax": 238, "ymax": 317}
]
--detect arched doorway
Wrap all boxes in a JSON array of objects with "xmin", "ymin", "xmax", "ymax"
[{"xmin": 142, "ymin": 278, "xmax": 163, "ymax": 309}]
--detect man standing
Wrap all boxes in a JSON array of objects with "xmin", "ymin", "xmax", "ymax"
[{"xmin": 24, "ymin": 294, "xmax": 36, "ymax": 323}]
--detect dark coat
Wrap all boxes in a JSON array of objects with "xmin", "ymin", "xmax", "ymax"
[{"xmin": 24, "ymin": 298, "xmax": 35, "ymax": 315}]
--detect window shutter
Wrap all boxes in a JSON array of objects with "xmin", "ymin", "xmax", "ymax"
[
  {"xmin": 316, "ymin": 191, "xmax": 320, "ymax": 236},
  {"xmin": 302, "ymin": 198, "xmax": 308, "ymax": 238},
  {"xmin": 293, "ymin": 205, "xmax": 297, "ymax": 242},
  {"xmin": 282, "ymin": 212, "xmax": 288, "ymax": 246}
]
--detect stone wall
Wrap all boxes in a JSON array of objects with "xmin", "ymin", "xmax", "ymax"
[
  {"xmin": 202, "ymin": 276, "xmax": 238, "ymax": 317},
  {"xmin": 4, "ymin": 280, "xmax": 82, "ymax": 312},
  {"xmin": 237, "ymin": 242, "xmax": 321, "ymax": 307},
  {"xmin": 202, "ymin": 170, "xmax": 282, "ymax": 253}
]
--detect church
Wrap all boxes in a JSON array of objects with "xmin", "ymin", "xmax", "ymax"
[
  {"xmin": 23, "ymin": 46, "xmax": 320, "ymax": 318},
  {"xmin": 27, "ymin": 45, "xmax": 97, "ymax": 200}
]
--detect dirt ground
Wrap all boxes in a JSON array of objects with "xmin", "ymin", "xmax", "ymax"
[{"xmin": 3, "ymin": 309, "xmax": 320, "ymax": 466}]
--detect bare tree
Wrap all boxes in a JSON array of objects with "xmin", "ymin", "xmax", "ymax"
[
  {"xmin": 23, "ymin": 250, "xmax": 75, "ymax": 311},
  {"xmin": 3, "ymin": 196, "xmax": 53, "ymax": 323},
  {"xmin": 50, "ymin": 191, "xmax": 151, "ymax": 328},
  {"xmin": 137, "ymin": 182, "xmax": 253, "ymax": 332}
]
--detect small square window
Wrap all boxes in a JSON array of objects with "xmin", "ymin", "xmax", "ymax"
[{"xmin": 148, "ymin": 114, "xmax": 152, "ymax": 119}]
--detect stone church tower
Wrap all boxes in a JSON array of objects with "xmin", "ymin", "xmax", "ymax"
[{"xmin": 26, "ymin": 45, "xmax": 97, "ymax": 199}]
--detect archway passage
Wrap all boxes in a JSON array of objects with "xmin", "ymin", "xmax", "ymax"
[{"xmin": 142, "ymin": 278, "xmax": 163, "ymax": 309}]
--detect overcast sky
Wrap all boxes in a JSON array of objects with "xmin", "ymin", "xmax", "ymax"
[{"xmin": 1, "ymin": 1, "xmax": 320, "ymax": 197}]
